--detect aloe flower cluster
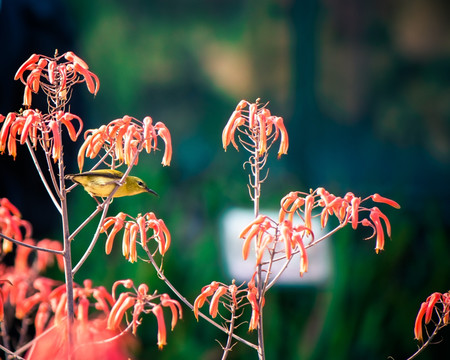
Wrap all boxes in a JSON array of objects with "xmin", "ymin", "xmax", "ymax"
[
  {"xmin": 0, "ymin": 52, "xmax": 179, "ymax": 357},
  {"xmin": 78, "ymin": 114, "xmax": 172, "ymax": 171},
  {"xmin": 191, "ymin": 99, "xmax": 401, "ymax": 359},
  {"xmin": 101, "ymin": 211, "xmax": 171, "ymax": 262},
  {"xmin": 414, "ymin": 291, "xmax": 450, "ymax": 345}
]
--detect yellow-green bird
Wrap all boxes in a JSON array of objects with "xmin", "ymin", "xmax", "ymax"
[{"xmin": 65, "ymin": 169, "xmax": 158, "ymax": 198}]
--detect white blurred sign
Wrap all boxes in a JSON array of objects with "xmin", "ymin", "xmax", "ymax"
[{"xmin": 220, "ymin": 208, "xmax": 332, "ymax": 286}]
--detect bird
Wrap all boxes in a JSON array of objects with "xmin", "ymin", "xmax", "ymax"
[{"xmin": 65, "ymin": 169, "xmax": 158, "ymax": 198}]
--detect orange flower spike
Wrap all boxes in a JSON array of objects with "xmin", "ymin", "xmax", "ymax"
[
  {"xmin": 443, "ymin": 294, "xmax": 450, "ymax": 324},
  {"xmin": 0, "ymin": 293, "xmax": 3, "ymax": 322},
  {"xmin": 261, "ymin": 109, "xmax": 273, "ymax": 136},
  {"xmin": 92, "ymin": 288, "xmax": 112, "ymax": 314},
  {"xmin": 7, "ymin": 119, "xmax": 26, "ymax": 159},
  {"xmin": 64, "ymin": 51, "xmax": 89, "ymax": 69},
  {"xmin": 128, "ymin": 223, "xmax": 139, "ymax": 263},
  {"xmin": 350, "ymin": 196, "xmax": 361, "ymax": 230},
  {"xmin": 107, "ymin": 293, "xmax": 136, "ymax": 330},
  {"xmin": 87, "ymin": 125, "xmax": 108, "ymax": 159},
  {"xmin": 122, "ymin": 221, "xmax": 132, "ymax": 260},
  {"xmin": 76, "ymin": 134, "xmax": 91, "ymax": 171},
  {"xmin": 228, "ymin": 115, "xmax": 246, "ymax": 151},
  {"xmin": 155, "ymin": 122, "xmax": 172, "ymax": 166},
  {"xmin": 160, "ymin": 293, "xmax": 183, "ymax": 330},
  {"xmin": 152, "ymin": 305, "xmax": 167, "ymax": 349},
  {"xmin": 371, "ymin": 193, "xmax": 401, "ymax": 209},
  {"xmin": 28, "ymin": 58, "xmax": 48, "ymax": 91},
  {"xmin": 77, "ymin": 297, "xmax": 90, "ymax": 324},
  {"xmin": 256, "ymin": 233, "xmax": 274, "ymax": 265},
  {"xmin": 14, "ymin": 53, "xmax": 40, "ymax": 82},
  {"xmin": 425, "ymin": 292, "xmax": 442, "ymax": 324},
  {"xmin": 369, "ymin": 208, "xmax": 385, "ymax": 253},
  {"xmin": 26, "ymin": 68, "xmax": 41, "ymax": 93},
  {"xmin": 73, "ymin": 63, "xmax": 99, "ymax": 95},
  {"xmin": 289, "ymin": 197, "xmax": 305, "ymax": 223},
  {"xmin": 293, "ymin": 233, "xmax": 308, "ymax": 276},
  {"xmin": 123, "ymin": 124, "xmax": 138, "ymax": 165},
  {"xmin": 279, "ymin": 220, "xmax": 293, "ymax": 259},
  {"xmin": 209, "ymin": 286, "xmax": 228, "ymax": 318},
  {"xmin": 193, "ymin": 281, "xmax": 219, "ymax": 320},
  {"xmin": 247, "ymin": 287, "xmax": 260, "ymax": 331},
  {"xmin": 54, "ymin": 293, "xmax": 68, "ymax": 325},
  {"xmin": 235, "ymin": 99, "xmax": 248, "ymax": 111},
  {"xmin": 241, "ymin": 225, "xmax": 261, "ymax": 261},
  {"xmin": 47, "ymin": 60, "xmax": 57, "ymax": 84},
  {"xmin": 228, "ymin": 283, "xmax": 238, "ymax": 306},
  {"xmin": 23, "ymin": 85, "xmax": 33, "ymax": 107},
  {"xmin": 59, "ymin": 112, "xmax": 83, "ymax": 142},
  {"xmin": 158, "ymin": 219, "xmax": 171, "ymax": 254},
  {"xmin": 279, "ymin": 192, "xmax": 301, "ymax": 223},
  {"xmin": 1, "ymin": 197, "xmax": 22, "ymax": 217},
  {"xmin": 222, "ymin": 110, "xmax": 242, "ymax": 151},
  {"xmin": 20, "ymin": 111, "xmax": 40, "ymax": 145},
  {"xmin": 136, "ymin": 214, "xmax": 147, "ymax": 245},
  {"xmin": 113, "ymin": 125, "xmax": 129, "ymax": 162},
  {"xmin": 111, "ymin": 279, "xmax": 134, "ymax": 302},
  {"xmin": 103, "ymin": 212, "xmax": 127, "ymax": 255},
  {"xmin": 257, "ymin": 111, "xmax": 267, "ymax": 155},
  {"xmin": 142, "ymin": 116, "xmax": 157, "ymax": 153},
  {"xmin": 304, "ymin": 194, "xmax": 315, "ymax": 231},
  {"xmin": 50, "ymin": 120, "xmax": 62, "ymax": 162},
  {"xmin": 414, "ymin": 302, "xmax": 428, "ymax": 343},
  {"xmin": 57, "ymin": 63, "xmax": 67, "ymax": 90},
  {"xmin": 239, "ymin": 214, "xmax": 266, "ymax": 239},
  {"xmin": 34, "ymin": 303, "xmax": 50, "ymax": 336},
  {"xmin": 273, "ymin": 116, "xmax": 289, "ymax": 158},
  {"xmin": 248, "ymin": 103, "xmax": 257, "ymax": 129}
]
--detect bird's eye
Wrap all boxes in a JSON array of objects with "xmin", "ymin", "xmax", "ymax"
[{"xmin": 138, "ymin": 181, "xmax": 144, "ymax": 187}]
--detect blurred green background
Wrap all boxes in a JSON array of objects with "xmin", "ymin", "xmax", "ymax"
[{"xmin": 1, "ymin": 0, "xmax": 450, "ymax": 359}]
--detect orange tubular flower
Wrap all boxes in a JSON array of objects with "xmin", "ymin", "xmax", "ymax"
[
  {"xmin": 0, "ymin": 197, "xmax": 33, "ymax": 253},
  {"xmin": 102, "ymin": 212, "xmax": 127, "ymax": 255},
  {"xmin": 222, "ymin": 99, "xmax": 289, "ymax": 158},
  {"xmin": 209, "ymin": 286, "xmax": 228, "ymax": 318},
  {"xmin": 246, "ymin": 277, "xmax": 264, "ymax": 331},
  {"xmin": 279, "ymin": 220, "xmax": 294, "ymax": 259},
  {"xmin": 239, "ymin": 215, "xmax": 272, "ymax": 261},
  {"xmin": 292, "ymin": 232, "xmax": 308, "ymax": 276},
  {"xmin": 368, "ymin": 207, "xmax": 391, "ymax": 253},
  {"xmin": 155, "ymin": 122, "xmax": 172, "ymax": 166},
  {"xmin": 152, "ymin": 305, "xmax": 167, "ymax": 349},
  {"xmin": 160, "ymin": 293, "xmax": 183, "ymax": 330},
  {"xmin": 193, "ymin": 281, "xmax": 219, "ymax": 320},
  {"xmin": 194, "ymin": 281, "xmax": 240, "ymax": 321},
  {"xmin": 371, "ymin": 193, "xmax": 401, "ymax": 209}
]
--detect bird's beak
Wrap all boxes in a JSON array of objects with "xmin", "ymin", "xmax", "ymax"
[{"xmin": 146, "ymin": 187, "xmax": 158, "ymax": 197}]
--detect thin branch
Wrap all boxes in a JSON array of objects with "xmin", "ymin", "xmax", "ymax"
[
  {"xmin": 71, "ymin": 198, "xmax": 112, "ymax": 275},
  {"xmin": 221, "ymin": 303, "xmax": 236, "ymax": 360},
  {"xmin": 0, "ymin": 233, "xmax": 63, "ymax": 255},
  {"xmin": 0, "ymin": 343, "xmax": 25, "ymax": 360},
  {"xmin": 141, "ymin": 244, "xmax": 258, "ymax": 351},
  {"xmin": 406, "ymin": 323, "xmax": 445, "ymax": 360},
  {"xmin": 25, "ymin": 139, "xmax": 62, "ymax": 213}
]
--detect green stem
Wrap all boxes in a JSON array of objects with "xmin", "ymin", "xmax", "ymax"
[{"xmin": 252, "ymin": 147, "xmax": 265, "ymax": 360}]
